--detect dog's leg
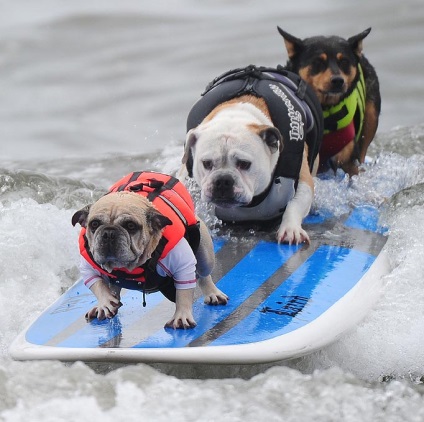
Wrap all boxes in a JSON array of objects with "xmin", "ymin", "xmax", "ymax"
[
  {"xmin": 358, "ymin": 100, "xmax": 379, "ymax": 163},
  {"xmin": 277, "ymin": 149, "xmax": 314, "ymax": 244},
  {"xmin": 331, "ymin": 141, "xmax": 357, "ymax": 176},
  {"xmin": 85, "ymin": 280, "xmax": 122, "ymax": 321},
  {"xmin": 165, "ymin": 288, "xmax": 197, "ymax": 329},
  {"xmin": 196, "ymin": 219, "xmax": 229, "ymax": 305}
]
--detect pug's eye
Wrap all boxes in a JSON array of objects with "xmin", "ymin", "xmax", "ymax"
[
  {"xmin": 237, "ymin": 160, "xmax": 251, "ymax": 171},
  {"xmin": 124, "ymin": 221, "xmax": 139, "ymax": 233},
  {"xmin": 89, "ymin": 220, "xmax": 101, "ymax": 232},
  {"xmin": 202, "ymin": 160, "xmax": 213, "ymax": 171}
]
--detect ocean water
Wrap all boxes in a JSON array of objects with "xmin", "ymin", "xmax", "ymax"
[{"xmin": 1, "ymin": 0, "xmax": 424, "ymax": 421}]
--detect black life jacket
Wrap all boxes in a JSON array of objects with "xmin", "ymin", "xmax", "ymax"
[{"xmin": 185, "ymin": 65, "xmax": 323, "ymax": 184}]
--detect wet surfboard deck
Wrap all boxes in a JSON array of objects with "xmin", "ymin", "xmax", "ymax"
[{"xmin": 10, "ymin": 205, "xmax": 389, "ymax": 364}]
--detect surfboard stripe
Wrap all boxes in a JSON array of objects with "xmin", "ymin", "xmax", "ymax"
[
  {"xmin": 187, "ymin": 241, "xmax": 318, "ymax": 347},
  {"xmin": 130, "ymin": 241, "xmax": 302, "ymax": 349},
  {"xmin": 209, "ymin": 246, "xmax": 376, "ymax": 346},
  {"xmin": 44, "ymin": 289, "xmax": 166, "ymax": 348}
]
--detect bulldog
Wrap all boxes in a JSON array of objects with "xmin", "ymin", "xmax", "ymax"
[
  {"xmin": 72, "ymin": 188, "xmax": 228, "ymax": 329},
  {"xmin": 182, "ymin": 66, "xmax": 323, "ymax": 244}
]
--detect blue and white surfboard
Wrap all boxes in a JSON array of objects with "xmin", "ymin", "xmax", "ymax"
[{"xmin": 10, "ymin": 205, "xmax": 389, "ymax": 364}]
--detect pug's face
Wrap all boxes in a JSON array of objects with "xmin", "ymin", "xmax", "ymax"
[{"xmin": 72, "ymin": 192, "xmax": 171, "ymax": 272}]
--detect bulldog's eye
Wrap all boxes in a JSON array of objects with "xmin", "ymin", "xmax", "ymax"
[
  {"xmin": 124, "ymin": 221, "xmax": 139, "ymax": 233},
  {"xmin": 237, "ymin": 160, "xmax": 251, "ymax": 171},
  {"xmin": 89, "ymin": 220, "xmax": 101, "ymax": 232},
  {"xmin": 202, "ymin": 160, "xmax": 213, "ymax": 171}
]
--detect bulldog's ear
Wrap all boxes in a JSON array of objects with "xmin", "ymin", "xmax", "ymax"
[
  {"xmin": 277, "ymin": 27, "xmax": 304, "ymax": 59},
  {"xmin": 72, "ymin": 205, "xmax": 91, "ymax": 227},
  {"xmin": 182, "ymin": 129, "xmax": 198, "ymax": 164},
  {"xmin": 259, "ymin": 126, "xmax": 283, "ymax": 154},
  {"xmin": 146, "ymin": 209, "xmax": 173, "ymax": 233},
  {"xmin": 348, "ymin": 27, "xmax": 371, "ymax": 57}
]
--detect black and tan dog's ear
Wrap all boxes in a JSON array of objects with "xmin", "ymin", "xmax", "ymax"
[
  {"xmin": 258, "ymin": 126, "xmax": 283, "ymax": 154},
  {"xmin": 71, "ymin": 205, "xmax": 91, "ymax": 227},
  {"xmin": 146, "ymin": 209, "xmax": 172, "ymax": 233},
  {"xmin": 277, "ymin": 27, "xmax": 304, "ymax": 58},
  {"xmin": 348, "ymin": 27, "xmax": 371, "ymax": 57}
]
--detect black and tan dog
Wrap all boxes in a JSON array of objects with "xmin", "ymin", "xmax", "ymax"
[{"xmin": 277, "ymin": 26, "xmax": 381, "ymax": 175}]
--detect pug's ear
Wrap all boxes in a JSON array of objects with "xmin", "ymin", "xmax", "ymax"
[
  {"xmin": 146, "ymin": 209, "xmax": 173, "ymax": 233},
  {"xmin": 72, "ymin": 205, "xmax": 92, "ymax": 227}
]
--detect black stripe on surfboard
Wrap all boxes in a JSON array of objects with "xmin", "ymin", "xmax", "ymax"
[{"xmin": 188, "ymin": 241, "xmax": 319, "ymax": 347}]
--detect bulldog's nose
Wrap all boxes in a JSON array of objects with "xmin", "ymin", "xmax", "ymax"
[
  {"xmin": 330, "ymin": 76, "xmax": 344, "ymax": 91},
  {"xmin": 213, "ymin": 175, "xmax": 234, "ymax": 199}
]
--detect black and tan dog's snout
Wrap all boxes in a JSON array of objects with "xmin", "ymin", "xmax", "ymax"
[{"xmin": 330, "ymin": 75, "xmax": 345, "ymax": 92}]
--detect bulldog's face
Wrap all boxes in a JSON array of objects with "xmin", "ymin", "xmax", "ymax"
[
  {"xmin": 72, "ymin": 192, "xmax": 171, "ymax": 272},
  {"xmin": 183, "ymin": 123, "xmax": 282, "ymax": 208}
]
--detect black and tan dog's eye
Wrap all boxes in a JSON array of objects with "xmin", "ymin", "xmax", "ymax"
[
  {"xmin": 237, "ymin": 160, "xmax": 251, "ymax": 171},
  {"xmin": 338, "ymin": 57, "xmax": 351, "ymax": 73},
  {"xmin": 202, "ymin": 160, "xmax": 213, "ymax": 170},
  {"xmin": 311, "ymin": 57, "xmax": 327, "ymax": 74},
  {"xmin": 89, "ymin": 220, "xmax": 101, "ymax": 232}
]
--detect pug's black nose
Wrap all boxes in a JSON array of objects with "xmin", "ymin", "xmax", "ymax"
[
  {"xmin": 330, "ymin": 76, "xmax": 345, "ymax": 91},
  {"xmin": 101, "ymin": 228, "xmax": 116, "ymax": 241}
]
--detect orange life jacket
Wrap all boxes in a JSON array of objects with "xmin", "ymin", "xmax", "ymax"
[{"xmin": 79, "ymin": 171, "xmax": 199, "ymax": 293}]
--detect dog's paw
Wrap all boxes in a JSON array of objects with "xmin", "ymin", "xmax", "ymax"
[
  {"xmin": 203, "ymin": 289, "xmax": 229, "ymax": 306},
  {"xmin": 165, "ymin": 310, "xmax": 197, "ymax": 329},
  {"xmin": 198, "ymin": 277, "xmax": 229, "ymax": 305},
  {"xmin": 277, "ymin": 224, "xmax": 310, "ymax": 245},
  {"xmin": 85, "ymin": 300, "xmax": 122, "ymax": 322}
]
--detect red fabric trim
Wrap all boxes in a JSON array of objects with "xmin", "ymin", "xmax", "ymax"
[{"xmin": 320, "ymin": 121, "xmax": 355, "ymax": 164}]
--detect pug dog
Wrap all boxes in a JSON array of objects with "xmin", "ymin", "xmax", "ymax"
[{"xmin": 72, "ymin": 191, "xmax": 228, "ymax": 329}]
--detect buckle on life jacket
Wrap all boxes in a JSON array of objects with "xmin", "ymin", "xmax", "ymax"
[{"xmin": 128, "ymin": 179, "xmax": 164, "ymax": 192}]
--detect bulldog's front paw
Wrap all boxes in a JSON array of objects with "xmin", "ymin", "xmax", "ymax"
[{"xmin": 277, "ymin": 223, "xmax": 310, "ymax": 245}]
